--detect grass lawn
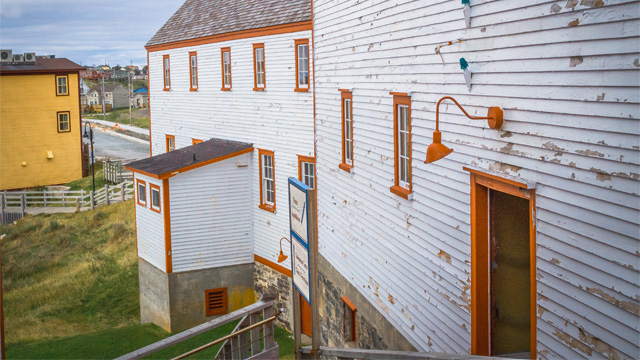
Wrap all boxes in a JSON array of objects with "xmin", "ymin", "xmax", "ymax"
[
  {"xmin": 1, "ymin": 201, "xmax": 294, "ymax": 359},
  {"xmin": 84, "ymin": 108, "xmax": 149, "ymax": 129}
]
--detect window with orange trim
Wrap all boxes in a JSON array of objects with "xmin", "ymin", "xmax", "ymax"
[
  {"xmin": 259, "ymin": 149, "xmax": 275, "ymax": 212},
  {"xmin": 298, "ymin": 155, "xmax": 315, "ymax": 189},
  {"xmin": 189, "ymin": 51, "xmax": 198, "ymax": 91},
  {"xmin": 163, "ymin": 55, "xmax": 171, "ymax": 91},
  {"xmin": 166, "ymin": 135, "xmax": 175, "ymax": 152},
  {"xmin": 390, "ymin": 93, "xmax": 412, "ymax": 199},
  {"xmin": 253, "ymin": 43, "xmax": 265, "ymax": 91},
  {"xmin": 221, "ymin": 47, "xmax": 232, "ymax": 90},
  {"xmin": 339, "ymin": 90, "xmax": 353, "ymax": 172},
  {"xmin": 192, "ymin": 138, "xmax": 203, "ymax": 145},
  {"xmin": 136, "ymin": 179, "xmax": 147, "ymax": 206},
  {"xmin": 150, "ymin": 184, "xmax": 161, "ymax": 213},
  {"xmin": 294, "ymin": 39, "xmax": 309, "ymax": 92}
]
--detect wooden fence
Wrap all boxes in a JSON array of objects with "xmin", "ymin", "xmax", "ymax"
[
  {"xmin": 103, "ymin": 159, "xmax": 136, "ymax": 184},
  {"xmin": 0, "ymin": 181, "xmax": 135, "ymax": 224}
]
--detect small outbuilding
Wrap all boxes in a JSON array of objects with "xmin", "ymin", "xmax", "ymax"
[{"xmin": 125, "ymin": 138, "xmax": 256, "ymax": 331}]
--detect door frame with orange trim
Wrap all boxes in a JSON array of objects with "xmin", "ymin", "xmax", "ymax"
[{"xmin": 466, "ymin": 167, "xmax": 536, "ymax": 359}]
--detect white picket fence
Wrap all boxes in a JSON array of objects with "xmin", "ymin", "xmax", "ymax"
[{"xmin": 0, "ymin": 181, "xmax": 135, "ymax": 223}]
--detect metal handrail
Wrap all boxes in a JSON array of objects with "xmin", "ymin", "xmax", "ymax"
[{"xmin": 172, "ymin": 309, "xmax": 282, "ymax": 360}]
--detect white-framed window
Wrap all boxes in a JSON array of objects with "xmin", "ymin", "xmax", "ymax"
[
  {"xmin": 137, "ymin": 180, "xmax": 147, "ymax": 206},
  {"xmin": 259, "ymin": 150, "xmax": 275, "ymax": 211},
  {"xmin": 301, "ymin": 161, "xmax": 315, "ymax": 189},
  {"xmin": 397, "ymin": 104, "xmax": 410, "ymax": 188},
  {"xmin": 295, "ymin": 39, "xmax": 309, "ymax": 89},
  {"xmin": 150, "ymin": 185, "xmax": 161, "ymax": 212}
]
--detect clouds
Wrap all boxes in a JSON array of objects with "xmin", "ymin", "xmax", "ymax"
[{"xmin": 0, "ymin": 0, "xmax": 183, "ymax": 66}]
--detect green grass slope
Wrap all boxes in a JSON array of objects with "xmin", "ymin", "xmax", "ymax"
[{"xmin": 0, "ymin": 200, "xmax": 294, "ymax": 359}]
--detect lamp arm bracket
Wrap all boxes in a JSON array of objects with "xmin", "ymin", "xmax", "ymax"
[{"xmin": 435, "ymin": 96, "xmax": 503, "ymax": 131}]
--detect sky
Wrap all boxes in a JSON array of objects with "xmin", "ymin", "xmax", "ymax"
[{"xmin": 0, "ymin": 0, "xmax": 184, "ymax": 67}]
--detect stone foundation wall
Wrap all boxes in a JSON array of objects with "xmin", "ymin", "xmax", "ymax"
[
  {"xmin": 139, "ymin": 258, "xmax": 255, "ymax": 333},
  {"xmin": 254, "ymin": 261, "xmax": 293, "ymax": 331},
  {"xmin": 317, "ymin": 254, "xmax": 416, "ymax": 351}
]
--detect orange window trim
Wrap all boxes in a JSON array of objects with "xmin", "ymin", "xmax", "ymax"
[
  {"xmin": 221, "ymin": 47, "xmax": 231, "ymax": 91},
  {"xmin": 163, "ymin": 55, "xmax": 170, "ymax": 91},
  {"xmin": 163, "ymin": 179, "xmax": 173, "ymax": 273},
  {"xmin": 146, "ymin": 21, "xmax": 312, "ymax": 52},
  {"xmin": 294, "ymin": 38, "xmax": 309, "ymax": 92},
  {"xmin": 258, "ymin": 149, "xmax": 275, "ymax": 213},
  {"xmin": 189, "ymin": 51, "xmax": 198, "ymax": 91},
  {"xmin": 147, "ymin": 51, "xmax": 153, "ymax": 157},
  {"xmin": 136, "ymin": 179, "xmax": 147, "ymax": 207},
  {"xmin": 125, "ymin": 147, "xmax": 255, "ymax": 180},
  {"xmin": 192, "ymin": 138, "xmax": 203, "ymax": 145},
  {"xmin": 341, "ymin": 296, "xmax": 357, "ymax": 342},
  {"xmin": 468, "ymin": 170, "xmax": 536, "ymax": 359},
  {"xmin": 166, "ymin": 134, "xmax": 175, "ymax": 152},
  {"xmin": 254, "ymin": 254, "xmax": 291, "ymax": 277},
  {"xmin": 297, "ymin": 155, "xmax": 316, "ymax": 182},
  {"xmin": 253, "ymin": 43, "xmax": 265, "ymax": 91},
  {"xmin": 390, "ymin": 93, "xmax": 412, "ymax": 199},
  {"xmin": 133, "ymin": 175, "xmax": 139, "ymax": 256},
  {"xmin": 340, "ymin": 90, "xmax": 353, "ymax": 172},
  {"xmin": 55, "ymin": 75, "xmax": 69, "ymax": 96},
  {"xmin": 149, "ymin": 183, "xmax": 161, "ymax": 213}
]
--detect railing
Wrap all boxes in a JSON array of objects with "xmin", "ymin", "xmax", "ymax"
[
  {"xmin": 0, "ymin": 181, "xmax": 134, "ymax": 222},
  {"xmin": 103, "ymin": 159, "xmax": 136, "ymax": 184},
  {"xmin": 116, "ymin": 295, "xmax": 280, "ymax": 360},
  {"xmin": 299, "ymin": 346, "xmax": 503, "ymax": 360}
]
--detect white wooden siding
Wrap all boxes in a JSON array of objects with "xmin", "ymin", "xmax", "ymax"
[
  {"xmin": 135, "ymin": 174, "xmax": 166, "ymax": 272},
  {"xmin": 148, "ymin": 30, "xmax": 314, "ymax": 269},
  {"xmin": 169, "ymin": 154, "xmax": 254, "ymax": 272},
  {"xmin": 313, "ymin": 0, "xmax": 639, "ymax": 358}
]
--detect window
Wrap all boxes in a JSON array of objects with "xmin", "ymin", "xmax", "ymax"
[
  {"xmin": 221, "ymin": 47, "xmax": 232, "ymax": 90},
  {"xmin": 56, "ymin": 75, "xmax": 68, "ymax": 96},
  {"xmin": 259, "ymin": 149, "xmax": 275, "ymax": 212},
  {"xmin": 189, "ymin": 52, "xmax": 198, "ymax": 91},
  {"xmin": 339, "ymin": 90, "xmax": 353, "ymax": 172},
  {"xmin": 163, "ymin": 55, "xmax": 171, "ymax": 90},
  {"xmin": 295, "ymin": 39, "xmax": 309, "ymax": 92},
  {"xmin": 342, "ymin": 296, "xmax": 357, "ymax": 343},
  {"xmin": 205, "ymin": 288, "xmax": 228, "ymax": 316},
  {"xmin": 166, "ymin": 135, "xmax": 175, "ymax": 152},
  {"xmin": 298, "ymin": 155, "xmax": 316, "ymax": 189},
  {"xmin": 192, "ymin": 138, "xmax": 203, "ymax": 145},
  {"xmin": 57, "ymin": 111, "xmax": 71, "ymax": 133},
  {"xmin": 150, "ymin": 184, "xmax": 161, "ymax": 213},
  {"xmin": 136, "ymin": 179, "xmax": 147, "ymax": 206},
  {"xmin": 253, "ymin": 43, "xmax": 265, "ymax": 91},
  {"xmin": 390, "ymin": 93, "xmax": 412, "ymax": 199}
]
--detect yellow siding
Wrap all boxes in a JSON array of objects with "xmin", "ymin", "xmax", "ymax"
[{"xmin": 0, "ymin": 73, "xmax": 82, "ymax": 190}]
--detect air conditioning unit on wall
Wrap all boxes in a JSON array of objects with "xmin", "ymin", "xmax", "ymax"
[
  {"xmin": 13, "ymin": 54, "xmax": 24, "ymax": 62},
  {"xmin": 0, "ymin": 50, "xmax": 12, "ymax": 62},
  {"xmin": 24, "ymin": 53, "xmax": 36, "ymax": 62}
]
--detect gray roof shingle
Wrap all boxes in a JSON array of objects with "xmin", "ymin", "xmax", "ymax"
[{"xmin": 146, "ymin": 0, "xmax": 311, "ymax": 47}]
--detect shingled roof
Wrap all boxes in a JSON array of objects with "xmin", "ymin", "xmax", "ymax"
[
  {"xmin": 125, "ymin": 138, "xmax": 253, "ymax": 178},
  {"xmin": 146, "ymin": 0, "xmax": 311, "ymax": 47},
  {"xmin": 0, "ymin": 58, "xmax": 84, "ymax": 75}
]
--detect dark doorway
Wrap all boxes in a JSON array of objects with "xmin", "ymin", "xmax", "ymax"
[{"xmin": 490, "ymin": 190, "xmax": 531, "ymax": 356}]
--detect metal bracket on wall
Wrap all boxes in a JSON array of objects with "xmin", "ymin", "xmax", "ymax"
[{"xmin": 435, "ymin": 39, "xmax": 463, "ymax": 65}]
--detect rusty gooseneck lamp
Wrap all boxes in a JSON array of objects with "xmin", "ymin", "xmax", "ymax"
[{"xmin": 425, "ymin": 96, "xmax": 504, "ymax": 164}]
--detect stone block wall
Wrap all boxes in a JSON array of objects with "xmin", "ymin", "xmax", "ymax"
[{"xmin": 254, "ymin": 261, "xmax": 293, "ymax": 331}]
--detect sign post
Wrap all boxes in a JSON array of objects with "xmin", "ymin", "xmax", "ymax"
[{"xmin": 288, "ymin": 178, "xmax": 318, "ymax": 360}]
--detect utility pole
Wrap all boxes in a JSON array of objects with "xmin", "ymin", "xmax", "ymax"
[
  {"xmin": 101, "ymin": 74, "xmax": 106, "ymax": 121},
  {"xmin": 128, "ymin": 71, "xmax": 133, "ymax": 126}
]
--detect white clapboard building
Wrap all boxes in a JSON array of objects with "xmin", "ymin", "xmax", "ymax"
[
  {"xmin": 125, "ymin": 0, "xmax": 314, "ymax": 332},
  {"xmin": 312, "ymin": 0, "xmax": 639, "ymax": 359}
]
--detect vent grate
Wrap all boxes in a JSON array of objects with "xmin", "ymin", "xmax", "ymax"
[{"xmin": 205, "ymin": 287, "xmax": 228, "ymax": 316}]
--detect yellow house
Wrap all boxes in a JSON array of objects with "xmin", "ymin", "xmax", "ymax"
[{"xmin": 0, "ymin": 58, "xmax": 84, "ymax": 190}]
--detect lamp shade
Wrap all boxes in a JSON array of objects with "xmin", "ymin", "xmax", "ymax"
[
  {"xmin": 425, "ymin": 130, "xmax": 453, "ymax": 164},
  {"xmin": 278, "ymin": 250, "xmax": 288, "ymax": 263}
]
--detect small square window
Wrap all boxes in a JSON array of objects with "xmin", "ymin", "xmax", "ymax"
[
  {"xmin": 137, "ymin": 180, "xmax": 147, "ymax": 206},
  {"xmin": 57, "ymin": 111, "xmax": 71, "ymax": 132},
  {"xmin": 150, "ymin": 184, "xmax": 161, "ymax": 213}
]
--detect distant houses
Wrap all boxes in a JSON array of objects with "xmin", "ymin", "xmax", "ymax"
[
  {"xmin": 132, "ymin": 87, "xmax": 148, "ymax": 108},
  {"xmin": 83, "ymin": 84, "xmax": 129, "ymax": 109}
]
